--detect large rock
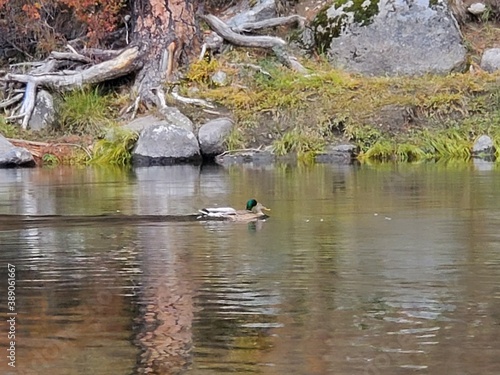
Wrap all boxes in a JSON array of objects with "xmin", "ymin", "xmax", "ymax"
[
  {"xmin": 132, "ymin": 124, "xmax": 201, "ymax": 166},
  {"xmin": 312, "ymin": 0, "xmax": 466, "ymax": 76},
  {"xmin": 480, "ymin": 48, "xmax": 500, "ymax": 73},
  {"xmin": 28, "ymin": 90, "xmax": 55, "ymax": 131},
  {"xmin": 0, "ymin": 135, "xmax": 35, "ymax": 168},
  {"xmin": 159, "ymin": 107, "xmax": 194, "ymax": 132},
  {"xmin": 198, "ymin": 118, "xmax": 234, "ymax": 157},
  {"xmin": 124, "ymin": 111, "xmax": 194, "ymax": 134},
  {"xmin": 123, "ymin": 115, "xmax": 167, "ymax": 134}
]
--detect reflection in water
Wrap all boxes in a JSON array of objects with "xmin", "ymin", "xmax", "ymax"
[{"xmin": 1, "ymin": 163, "xmax": 500, "ymax": 374}]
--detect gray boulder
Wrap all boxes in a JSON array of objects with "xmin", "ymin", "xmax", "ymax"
[
  {"xmin": 480, "ymin": 48, "xmax": 500, "ymax": 73},
  {"xmin": 198, "ymin": 118, "xmax": 234, "ymax": 157},
  {"xmin": 123, "ymin": 115, "xmax": 167, "ymax": 134},
  {"xmin": 0, "ymin": 134, "xmax": 35, "ymax": 168},
  {"xmin": 28, "ymin": 90, "xmax": 55, "ymax": 131},
  {"xmin": 159, "ymin": 107, "xmax": 194, "ymax": 132},
  {"xmin": 124, "ymin": 111, "xmax": 194, "ymax": 135},
  {"xmin": 313, "ymin": 0, "xmax": 466, "ymax": 76},
  {"xmin": 132, "ymin": 124, "xmax": 201, "ymax": 166}
]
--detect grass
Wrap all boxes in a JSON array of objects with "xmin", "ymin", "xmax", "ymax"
[
  {"xmin": 273, "ymin": 128, "xmax": 325, "ymax": 161},
  {"xmin": 90, "ymin": 127, "xmax": 138, "ymax": 166},
  {"xmin": 181, "ymin": 41, "xmax": 500, "ymax": 163},
  {"xmin": 58, "ymin": 86, "xmax": 116, "ymax": 136}
]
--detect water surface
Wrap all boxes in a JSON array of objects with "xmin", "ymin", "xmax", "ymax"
[{"xmin": 1, "ymin": 162, "xmax": 500, "ymax": 374}]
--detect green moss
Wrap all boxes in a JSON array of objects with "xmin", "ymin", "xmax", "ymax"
[{"xmin": 311, "ymin": 0, "xmax": 379, "ymax": 52}]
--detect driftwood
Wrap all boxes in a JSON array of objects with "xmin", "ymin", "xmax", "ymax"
[
  {"xmin": 170, "ymin": 87, "xmax": 215, "ymax": 108},
  {"xmin": 201, "ymin": 14, "xmax": 307, "ymax": 73},
  {"xmin": 5, "ymin": 47, "xmax": 140, "ymax": 89},
  {"xmin": 0, "ymin": 3, "xmax": 308, "ymax": 130},
  {"xmin": 1, "ymin": 46, "xmax": 142, "ymax": 128},
  {"xmin": 202, "ymin": 15, "xmax": 286, "ymax": 49},
  {"xmin": 234, "ymin": 15, "xmax": 306, "ymax": 32}
]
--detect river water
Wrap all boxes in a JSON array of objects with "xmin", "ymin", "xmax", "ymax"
[{"xmin": 1, "ymin": 161, "xmax": 500, "ymax": 375}]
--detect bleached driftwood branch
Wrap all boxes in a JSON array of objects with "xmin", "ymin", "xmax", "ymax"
[
  {"xmin": 234, "ymin": 15, "xmax": 306, "ymax": 33},
  {"xmin": 1, "ymin": 47, "xmax": 143, "ymax": 128},
  {"xmin": 202, "ymin": 15, "xmax": 286, "ymax": 49},
  {"xmin": 4, "ymin": 47, "xmax": 141, "ymax": 90},
  {"xmin": 202, "ymin": 14, "xmax": 307, "ymax": 74}
]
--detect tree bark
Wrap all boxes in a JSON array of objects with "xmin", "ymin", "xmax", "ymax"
[{"xmin": 132, "ymin": 0, "xmax": 200, "ymax": 106}]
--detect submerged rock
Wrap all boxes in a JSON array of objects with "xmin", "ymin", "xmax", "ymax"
[
  {"xmin": 0, "ymin": 135, "xmax": 35, "ymax": 168},
  {"xmin": 132, "ymin": 124, "xmax": 201, "ymax": 166},
  {"xmin": 315, "ymin": 144, "xmax": 358, "ymax": 164},
  {"xmin": 215, "ymin": 149, "xmax": 276, "ymax": 166}
]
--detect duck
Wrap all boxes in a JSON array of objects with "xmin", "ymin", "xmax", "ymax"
[{"xmin": 198, "ymin": 198, "xmax": 271, "ymax": 222}]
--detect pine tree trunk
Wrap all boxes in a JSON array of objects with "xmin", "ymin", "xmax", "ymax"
[{"xmin": 132, "ymin": 0, "xmax": 200, "ymax": 105}]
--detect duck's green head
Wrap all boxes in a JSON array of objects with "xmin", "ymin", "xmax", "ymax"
[{"xmin": 246, "ymin": 199, "xmax": 258, "ymax": 211}]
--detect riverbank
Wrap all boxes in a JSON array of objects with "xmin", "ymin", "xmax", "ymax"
[{"xmin": 1, "ymin": 21, "xmax": 500, "ymax": 166}]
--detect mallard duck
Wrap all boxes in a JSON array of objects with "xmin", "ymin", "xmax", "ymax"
[{"xmin": 198, "ymin": 199, "xmax": 271, "ymax": 221}]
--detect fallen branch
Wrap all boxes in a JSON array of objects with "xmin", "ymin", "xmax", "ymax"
[
  {"xmin": 4, "ymin": 46, "xmax": 142, "ymax": 90},
  {"xmin": 0, "ymin": 93, "xmax": 23, "ymax": 109},
  {"xmin": 19, "ymin": 81, "xmax": 37, "ymax": 129},
  {"xmin": 202, "ymin": 15, "xmax": 286, "ymax": 49},
  {"xmin": 49, "ymin": 51, "xmax": 92, "ymax": 64},
  {"xmin": 202, "ymin": 14, "xmax": 307, "ymax": 74},
  {"xmin": 2, "ymin": 46, "xmax": 143, "ymax": 127},
  {"xmin": 170, "ymin": 87, "xmax": 215, "ymax": 108},
  {"xmin": 234, "ymin": 15, "xmax": 307, "ymax": 32},
  {"xmin": 80, "ymin": 48, "xmax": 125, "ymax": 61}
]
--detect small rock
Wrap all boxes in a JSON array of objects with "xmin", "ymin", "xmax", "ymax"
[
  {"xmin": 472, "ymin": 135, "xmax": 495, "ymax": 159},
  {"xmin": 198, "ymin": 117, "xmax": 234, "ymax": 157},
  {"xmin": 211, "ymin": 71, "xmax": 228, "ymax": 86},
  {"xmin": 480, "ymin": 48, "xmax": 500, "ymax": 73},
  {"xmin": 468, "ymin": 2, "xmax": 486, "ymax": 15}
]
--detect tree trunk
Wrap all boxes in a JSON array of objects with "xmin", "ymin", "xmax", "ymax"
[{"xmin": 132, "ymin": 0, "xmax": 200, "ymax": 105}]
